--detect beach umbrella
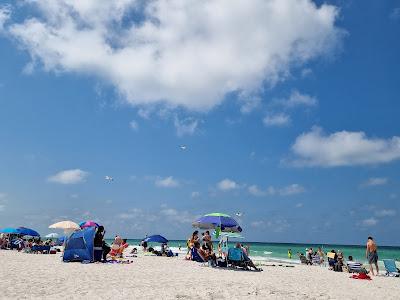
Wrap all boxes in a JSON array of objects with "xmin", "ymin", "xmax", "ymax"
[
  {"xmin": 45, "ymin": 233, "xmax": 59, "ymax": 238},
  {"xmin": 143, "ymin": 235, "xmax": 169, "ymax": 244},
  {"xmin": 79, "ymin": 220, "xmax": 99, "ymax": 228},
  {"xmin": 215, "ymin": 232, "xmax": 244, "ymax": 239},
  {"xmin": 192, "ymin": 213, "xmax": 242, "ymax": 233},
  {"xmin": 49, "ymin": 221, "xmax": 80, "ymax": 234},
  {"xmin": 17, "ymin": 227, "xmax": 40, "ymax": 237},
  {"xmin": 0, "ymin": 227, "xmax": 20, "ymax": 234}
]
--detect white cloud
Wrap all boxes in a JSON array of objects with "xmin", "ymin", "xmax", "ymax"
[
  {"xmin": 250, "ymin": 219, "xmax": 290, "ymax": 232},
  {"xmin": 0, "ymin": 193, "xmax": 6, "ymax": 199},
  {"xmin": 290, "ymin": 127, "xmax": 400, "ymax": 167},
  {"xmin": 191, "ymin": 191, "xmax": 200, "ymax": 198},
  {"xmin": 160, "ymin": 207, "xmax": 194, "ymax": 224},
  {"xmin": 248, "ymin": 184, "xmax": 304, "ymax": 197},
  {"xmin": 155, "ymin": 176, "xmax": 180, "ymax": 188},
  {"xmin": 279, "ymin": 184, "xmax": 305, "ymax": 196},
  {"xmin": 389, "ymin": 193, "xmax": 397, "ymax": 199},
  {"xmin": 0, "ymin": 5, "xmax": 10, "ymax": 32},
  {"xmin": 248, "ymin": 185, "xmax": 275, "ymax": 197},
  {"xmin": 217, "ymin": 178, "xmax": 239, "ymax": 191},
  {"xmin": 361, "ymin": 217, "xmax": 378, "ymax": 227},
  {"xmin": 238, "ymin": 92, "xmax": 261, "ymax": 114},
  {"xmin": 263, "ymin": 113, "xmax": 291, "ymax": 127},
  {"xmin": 129, "ymin": 120, "xmax": 139, "ymax": 131},
  {"xmin": 48, "ymin": 169, "xmax": 89, "ymax": 184},
  {"xmin": 375, "ymin": 209, "xmax": 396, "ymax": 217},
  {"xmin": 275, "ymin": 90, "xmax": 318, "ymax": 108},
  {"xmin": 3, "ymin": 0, "xmax": 342, "ymax": 111},
  {"xmin": 174, "ymin": 116, "xmax": 199, "ymax": 137},
  {"xmin": 361, "ymin": 177, "xmax": 388, "ymax": 187},
  {"xmin": 301, "ymin": 68, "xmax": 313, "ymax": 78},
  {"xmin": 295, "ymin": 203, "xmax": 304, "ymax": 208}
]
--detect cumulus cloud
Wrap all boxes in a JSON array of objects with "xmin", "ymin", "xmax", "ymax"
[
  {"xmin": 289, "ymin": 127, "xmax": 400, "ymax": 167},
  {"xmin": 0, "ymin": 5, "xmax": 10, "ymax": 32},
  {"xmin": 361, "ymin": 217, "xmax": 378, "ymax": 227},
  {"xmin": 155, "ymin": 176, "xmax": 180, "ymax": 188},
  {"xmin": 217, "ymin": 178, "xmax": 239, "ymax": 191},
  {"xmin": 48, "ymin": 169, "xmax": 89, "ymax": 184},
  {"xmin": 248, "ymin": 185, "xmax": 275, "ymax": 197},
  {"xmin": 191, "ymin": 191, "xmax": 200, "ymax": 198},
  {"xmin": 361, "ymin": 177, "xmax": 388, "ymax": 187},
  {"xmin": 160, "ymin": 207, "xmax": 194, "ymax": 224},
  {"xmin": 250, "ymin": 219, "xmax": 290, "ymax": 232},
  {"xmin": 263, "ymin": 113, "xmax": 291, "ymax": 127},
  {"xmin": 274, "ymin": 90, "xmax": 317, "ymax": 108},
  {"xmin": 248, "ymin": 184, "xmax": 305, "ymax": 197},
  {"xmin": 174, "ymin": 116, "xmax": 199, "ymax": 137},
  {"xmin": 129, "ymin": 120, "xmax": 139, "ymax": 131},
  {"xmin": 3, "ymin": 0, "xmax": 342, "ymax": 111},
  {"xmin": 279, "ymin": 184, "xmax": 305, "ymax": 196}
]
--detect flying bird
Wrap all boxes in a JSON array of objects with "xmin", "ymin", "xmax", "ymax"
[
  {"xmin": 105, "ymin": 176, "xmax": 114, "ymax": 182},
  {"xmin": 179, "ymin": 145, "xmax": 187, "ymax": 150},
  {"xmin": 235, "ymin": 212, "xmax": 243, "ymax": 217}
]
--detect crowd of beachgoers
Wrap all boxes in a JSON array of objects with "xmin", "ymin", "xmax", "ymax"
[{"xmin": 1, "ymin": 225, "xmax": 399, "ymax": 279}]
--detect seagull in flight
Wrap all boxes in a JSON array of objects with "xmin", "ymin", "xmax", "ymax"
[
  {"xmin": 235, "ymin": 212, "xmax": 243, "ymax": 217},
  {"xmin": 179, "ymin": 145, "xmax": 187, "ymax": 150},
  {"xmin": 105, "ymin": 176, "xmax": 114, "ymax": 182}
]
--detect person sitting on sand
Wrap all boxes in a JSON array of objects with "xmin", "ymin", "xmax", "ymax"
[
  {"xmin": 235, "ymin": 243, "xmax": 261, "ymax": 271},
  {"xmin": 328, "ymin": 249, "xmax": 337, "ymax": 269},
  {"xmin": 346, "ymin": 256, "xmax": 365, "ymax": 273},
  {"xmin": 203, "ymin": 231, "xmax": 213, "ymax": 251},
  {"xmin": 190, "ymin": 242, "xmax": 207, "ymax": 262}
]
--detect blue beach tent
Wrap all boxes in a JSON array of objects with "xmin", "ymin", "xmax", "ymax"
[{"xmin": 63, "ymin": 227, "xmax": 96, "ymax": 262}]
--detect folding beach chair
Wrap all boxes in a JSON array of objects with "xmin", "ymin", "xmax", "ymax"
[
  {"xmin": 227, "ymin": 248, "xmax": 249, "ymax": 269},
  {"xmin": 382, "ymin": 259, "xmax": 400, "ymax": 277}
]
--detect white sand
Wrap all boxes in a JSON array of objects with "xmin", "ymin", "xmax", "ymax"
[{"xmin": 0, "ymin": 250, "xmax": 399, "ymax": 299}]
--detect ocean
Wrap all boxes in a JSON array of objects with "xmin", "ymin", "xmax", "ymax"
[{"xmin": 106, "ymin": 239, "xmax": 400, "ymax": 264}]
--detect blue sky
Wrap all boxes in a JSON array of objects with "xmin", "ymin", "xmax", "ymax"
[{"xmin": 0, "ymin": 0, "xmax": 399, "ymax": 245}]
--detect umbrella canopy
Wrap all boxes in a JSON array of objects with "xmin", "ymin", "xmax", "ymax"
[
  {"xmin": 45, "ymin": 233, "xmax": 59, "ymax": 238},
  {"xmin": 79, "ymin": 220, "xmax": 99, "ymax": 228},
  {"xmin": 49, "ymin": 221, "xmax": 80, "ymax": 230},
  {"xmin": 17, "ymin": 227, "xmax": 40, "ymax": 237},
  {"xmin": 215, "ymin": 232, "xmax": 244, "ymax": 239},
  {"xmin": 0, "ymin": 227, "xmax": 20, "ymax": 234},
  {"xmin": 192, "ymin": 213, "xmax": 242, "ymax": 232},
  {"xmin": 143, "ymin": 234, "xmax": 169, "ymax": 244}
]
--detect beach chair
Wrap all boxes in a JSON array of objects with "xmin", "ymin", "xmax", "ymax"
[
  {"xmin": 346, "ymin": 261, "xmax": 363, "ymax": 273},
  {"xmin": 227, "ymin": 248, "xmax": 249, "ymax": 269},
  {"xmin": 382, "ymin": 259, "xmax": 400, "ymax": 277}
]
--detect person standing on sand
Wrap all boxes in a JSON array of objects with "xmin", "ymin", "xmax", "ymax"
[{"xmin": 366, "ymin": 236, "xmax": 379, "ymax": 276}]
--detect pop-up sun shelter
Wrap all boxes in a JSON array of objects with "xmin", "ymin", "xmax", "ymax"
[{"xmin": 63, "ymin": 227, "xmax": 96, "ymax": 262}]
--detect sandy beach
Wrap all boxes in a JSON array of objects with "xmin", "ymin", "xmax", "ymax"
[{"xmin": 1, "ymin": 250, "xmax": 399, "ymax": 300}]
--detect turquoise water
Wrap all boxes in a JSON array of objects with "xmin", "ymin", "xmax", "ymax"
[{"xmin": 106, "ymin": 239, "xmax": 400, "ymax": 264}]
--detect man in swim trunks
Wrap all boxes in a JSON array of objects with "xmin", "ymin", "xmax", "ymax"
[{"xmin": 366, "ymin": 236, "xmax": 379, "ymax": 276}]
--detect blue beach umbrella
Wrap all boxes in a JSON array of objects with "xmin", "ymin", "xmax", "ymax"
[
  {"xmin": 0, "ymin": 227, "xmax": 20, "ymax": 234},
  {"xmin": 143, "ymin": 235, "xmax": 169, "ymax": 244},
  {"xmin": 192, "ymin": 213, "xmax": 242, "ymax": 233},
  {"xmin": 17, "ymin": 227, "xmax": 40, "ymax": 237}
]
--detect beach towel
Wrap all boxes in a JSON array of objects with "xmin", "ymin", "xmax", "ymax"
[{"xmin": 350, "ymin": 273, "xmax": 371, "ymax": 280}]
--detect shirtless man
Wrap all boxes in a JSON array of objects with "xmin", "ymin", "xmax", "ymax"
[{"xmin": 366, "ymin": 236, "xmax": 379, "ymax": 276}]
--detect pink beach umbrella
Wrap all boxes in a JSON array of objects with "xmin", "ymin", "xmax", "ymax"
[{"xmin": 79, "ymin": 220, "xmax": 100, "ymax": 228}]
